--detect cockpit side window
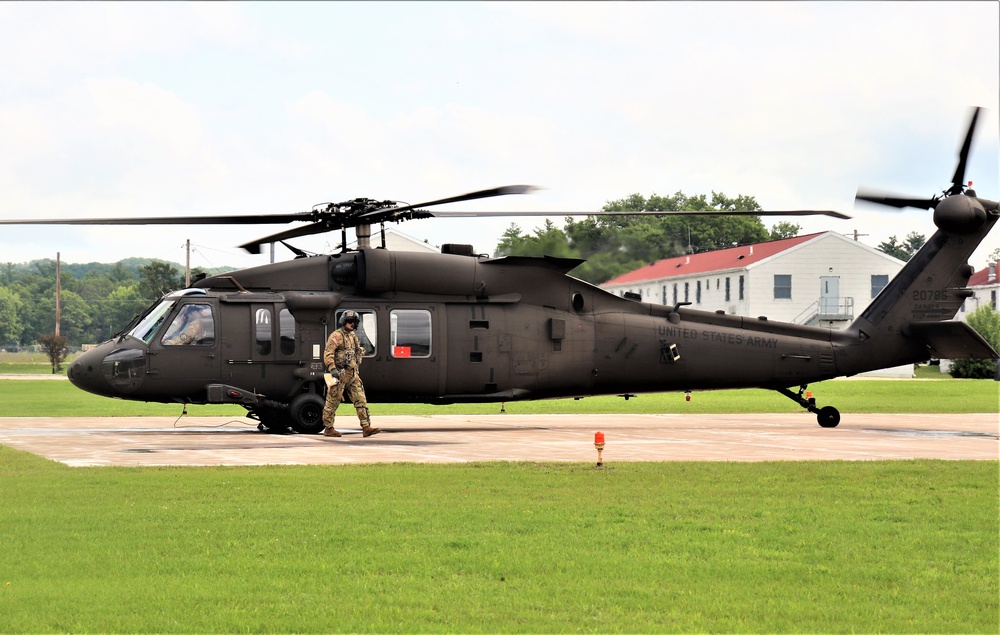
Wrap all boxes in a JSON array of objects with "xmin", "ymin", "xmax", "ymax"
[{"xmin": 161, "ymin": 304, "xmax": 216, "ymax": 346}]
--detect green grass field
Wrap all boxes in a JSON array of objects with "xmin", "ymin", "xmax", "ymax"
[
  {"xmin": 1, "ymin": 450, "xmax": 996, "ymax": 633},
  {"xmin": 1, "ymin": 367, "xmax": 997, "ymax": 632}
]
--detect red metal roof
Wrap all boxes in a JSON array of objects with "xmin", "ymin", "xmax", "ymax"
[
  {"xmin": 603, "ymin": 232, "xmax": 826, "ymax": 285},
  {"xmin": 968, "ymin": 264, "xmax": 998, "ymax": 287}
]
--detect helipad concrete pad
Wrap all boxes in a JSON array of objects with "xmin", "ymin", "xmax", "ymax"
[{"xmin": 0, "ymin": 413, "xmax": 996, "ymax": 467}]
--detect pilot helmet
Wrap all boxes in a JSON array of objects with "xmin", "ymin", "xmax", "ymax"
[{"xmin": 339, "ymin": 310, "xmax": 360, "ymax": 328}]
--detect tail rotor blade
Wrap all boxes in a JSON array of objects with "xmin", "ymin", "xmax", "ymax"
[{"xmin": 948, "ymin": 106, "xmax": 981, "ymax": 195}]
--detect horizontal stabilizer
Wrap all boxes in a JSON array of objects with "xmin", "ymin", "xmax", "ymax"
[{"xmin": 907, "ymin": 321, "xmax": 999, "ymax": 359}]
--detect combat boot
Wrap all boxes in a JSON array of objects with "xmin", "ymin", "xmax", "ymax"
[
  {"xmin": 323, "ymin": 426, "xmax": 342, "ymax": 437},
  {"xmin": 357, "ymin": 406, "xmax": 380, "ymax": 437}
]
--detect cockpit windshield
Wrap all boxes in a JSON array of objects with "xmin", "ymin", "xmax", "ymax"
[{"xmin": 128, "ymin": 300, "xmax": 175, "ymax": 344}]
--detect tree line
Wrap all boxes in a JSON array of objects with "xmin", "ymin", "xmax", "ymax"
[
  {"xmin": 495, "ymin": 191, "xmax": 803, "ymax": 284},
  {"xmin": 0, "ymin": 259, "xmax": 214, "ymax": 350}
]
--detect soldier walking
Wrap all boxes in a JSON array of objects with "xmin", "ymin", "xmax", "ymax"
[{"xmin": 321, "ymin": 310, "xmax": 381, "ymax": 438}]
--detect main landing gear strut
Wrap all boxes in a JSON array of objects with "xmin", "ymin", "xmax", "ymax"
[{"xmin": 776, "ymin": 385, "xmax": 841, "ymax": 428}]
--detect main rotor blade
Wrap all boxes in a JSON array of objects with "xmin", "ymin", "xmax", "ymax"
[
  {"xmin": 239, "ymin": 222, "xmax": 331, "ymax": 254},
  {"xmin": 0, "ymin": 213, "xmax": 311, "ymax": 226},
  {"xmin": 855, "ymin": 188, "xmax": 937, "ymax": 210},
  {"xmin": 422, "ymin": 209, "xmax": 852, "ymax": 220},
  {"xmin": 360, "ymin": 185, "xmax": 538, "ymax": 218},
  {"xmin": 949, "ymin": 106, "xmax": 981, "ymax": 195}
]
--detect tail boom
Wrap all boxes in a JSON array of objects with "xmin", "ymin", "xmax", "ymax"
[{"xmin": 838, "ymin": 200, "xmax": 999, "ymax": 374}]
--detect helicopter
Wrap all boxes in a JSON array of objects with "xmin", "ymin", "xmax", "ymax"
[{"xmin": 2, "ymin": 109, "xmax": 996, "ymax": 432}]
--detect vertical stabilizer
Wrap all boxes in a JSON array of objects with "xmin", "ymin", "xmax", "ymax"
[{"xmin": 840, "ymin": 200, "xmax": 999, "ymax": 373}]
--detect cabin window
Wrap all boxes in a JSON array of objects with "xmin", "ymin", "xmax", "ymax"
[
  {"xmin": 390, "ymin": 309, "xmax": 431, "ymax": 358},
  {"xmin": 161, "ymin": 304, "xmax": 215, "ymax": 346},
  {"xmin": 334, "ymin": 309, "xmax": 377, "ymax": 356},
  {"xmin": 773, "ymin": 274, "xmax": 792, "ymax": 300},
  {"xmin": 255, "ymin": 308, "xmax": 272, "ymax": 355},
  {"xmin": 279, "ymin": 309, "xmax": 296, "ymax": 356},
  {"xmin": 870, "ymin": 274, "xmax": 889, "ymax": 298}
]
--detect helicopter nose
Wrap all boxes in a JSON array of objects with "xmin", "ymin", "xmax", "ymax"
[{"xmin": 68, "ymin": 342, "xmax": 146, "ymax": 398}]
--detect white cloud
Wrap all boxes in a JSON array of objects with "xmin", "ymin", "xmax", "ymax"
[{"xmin": 0, "ymin": 1, "xmax": 997, "ymax": 271}]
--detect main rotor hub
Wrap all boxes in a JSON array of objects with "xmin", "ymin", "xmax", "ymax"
[{"xmin": 933, "ymin": 194, "xmax": 987, "ymax": 234}]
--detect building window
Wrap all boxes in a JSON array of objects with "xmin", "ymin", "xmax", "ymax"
[
  {"xmin": 662, "ymin": 285, "xmax": 667, "ymax": 305},
  {"xmin": 684, "ymin": 282, "xmax": 689, "ymax": 303},
  {"xmin": 673, "ymin": 283, "xmax": 678, "ymax": 305},
  {"xmin": 696, "ymin": 280, "xmax": 702, "ymax": 304},
  {"xmin": 774, "ymin": 274, "xmax": 792, "ymax": 300},
  {"xmin": 739, "ymin": 275, "xmax": 745, "ymax": 301},
  {"xmin": 871, "ymin": 274, "xmax": 889, "ymax": 298},
  {"xmin": 992, "ymin": 290, "xmax": 997, "ymax": 310},
  {"xmin": 725, "ymin": 277, "xmax": 731, "ymax": 302}
]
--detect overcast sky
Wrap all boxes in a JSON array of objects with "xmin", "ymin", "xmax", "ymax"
[{"xmin": 1, "ymin": 1, "xmax": 998, "ymax": 273}]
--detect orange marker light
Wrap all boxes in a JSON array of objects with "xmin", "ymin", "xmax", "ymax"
[
  {"xmin": 594, "ymin": 431, "xmax": 605, "ymax": 467},
  {"xmin": 594, "ymin": 431, "xmax": 605, "ymax": 445}
]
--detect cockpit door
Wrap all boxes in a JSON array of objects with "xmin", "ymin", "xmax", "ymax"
[{"xmin": 146, "ymin": 301, "xmax": 220, "ymax": 393}]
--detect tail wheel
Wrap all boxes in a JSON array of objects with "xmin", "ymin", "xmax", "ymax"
[
  {"xmin": 817, "ymin": 406, "xmax": 841, "ymax": 428},
  {"xmin": 290, "ymin": 393, "xmax": 326, "ymax": 434}
]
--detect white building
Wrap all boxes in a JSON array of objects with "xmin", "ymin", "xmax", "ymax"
[
  {"xmin": 601, "ymin": 231, "xmax": 912, "ymax": 376},
  {"xmin": 601, "ymin": 231, "xmax": 905, "ymax": 327}
]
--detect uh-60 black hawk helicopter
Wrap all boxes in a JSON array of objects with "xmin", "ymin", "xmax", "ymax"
[{"xmin": 3, "ymin": 109, "xmax": 997, "ymax": 432}]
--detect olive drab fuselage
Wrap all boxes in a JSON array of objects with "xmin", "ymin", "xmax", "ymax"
[
  {"xmin": 65, "ymin": 196, "xmax": 999, "ymax": 434},
  {"xmin": 55, "ymin": 109, "xmax": 1000, "ymax": 432}
]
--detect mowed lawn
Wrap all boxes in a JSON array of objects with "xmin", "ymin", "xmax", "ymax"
[
  {"xmin": 0, "ymin": 375, "xmax": 997, "ymax": 632},
  {"xmin": 1, "ymin": 450, "xmax": 996, "ymax": 633}
]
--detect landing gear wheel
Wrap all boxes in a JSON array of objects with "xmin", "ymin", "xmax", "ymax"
[
  {"xmin": 817, "ymin": 406, "xmax": 840, "ymax": 428},
  {"xmin": 289, "ymin": 393, "xmax": 326, "ymax": 435}
]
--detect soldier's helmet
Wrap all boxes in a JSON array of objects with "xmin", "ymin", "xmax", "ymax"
[{"xmin": 339, "ymin": 310, "xmax": 360, "ymax": 328}]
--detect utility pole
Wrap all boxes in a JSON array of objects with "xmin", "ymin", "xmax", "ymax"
[
  {"xmin": 55, "ymin": 252, "xmax": 61, "ymax": 337},
  {"xmin": 851, "ymin": 229, "xmax": 869, "ymax": 241}
]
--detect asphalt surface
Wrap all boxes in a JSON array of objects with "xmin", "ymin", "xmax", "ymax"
[{"xmin": 0, "ymin": 412, "xmax": 996, "ymax": 467}]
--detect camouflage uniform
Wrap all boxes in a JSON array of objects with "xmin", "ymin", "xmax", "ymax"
[{"xmin": 321, "ymin": 322, "xmax": 379, "ymax": 436}]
